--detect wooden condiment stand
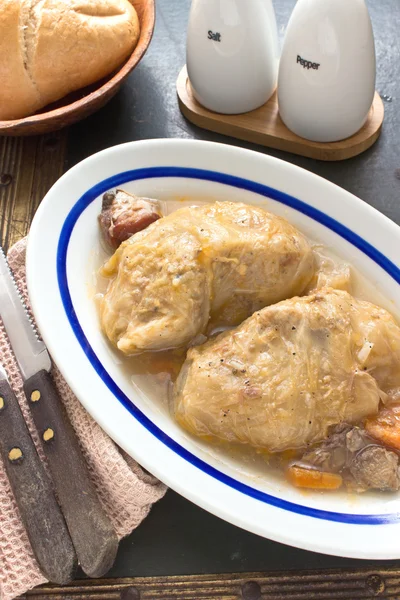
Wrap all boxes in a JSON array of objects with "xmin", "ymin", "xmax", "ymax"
[{"xmin": 177, "ymin": 66, "xmax": 384, "ymax": 162}]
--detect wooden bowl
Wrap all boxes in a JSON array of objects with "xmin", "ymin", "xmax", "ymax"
[{"xmin": 0, "ymin": 0, "xmax": 155, "ymax": 137}]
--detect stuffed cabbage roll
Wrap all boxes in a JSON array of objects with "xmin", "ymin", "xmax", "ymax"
[
  {"xmin": 99, "ymin": 201, "xmax": 314, "ymax": 354},
  {"xmin": 174, "ymin": 288, "xmax": 400, "ymax": 452}
]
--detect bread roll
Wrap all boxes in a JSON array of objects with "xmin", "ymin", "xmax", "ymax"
[{"xmin": 0, "ymin": 0, "xmax": 140, "ymax": 120}]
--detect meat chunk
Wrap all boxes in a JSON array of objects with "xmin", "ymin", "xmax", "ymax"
[
  {"xmin": 174, "ymin": 288, "xmax": 400, "ymax": 453},
  {"xmin": 297, "ymin": 424, "xmax": 400, "ymax": 492},
  {"xmin": 99, "ymin": 201, "xmax": 315, "ymax": 354},
  {"xmin": 99, "ymin": 189, "xmax": 162, "ymax": 249},
  {"xmin": 299, "ymin": 424, "xmax": 354, "ymax": 472},
  {"xmin": 350, "ymin": 446, "xmax": 400, "ymax": 492}
]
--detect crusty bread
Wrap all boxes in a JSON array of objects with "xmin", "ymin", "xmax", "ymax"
[
  {"xmin": 0, "ymin": 1, "xmax": 41, "ymax": 119},
  {"xmin": 0, "ymin": 0, "xmax": 140, "ymax": 120}
]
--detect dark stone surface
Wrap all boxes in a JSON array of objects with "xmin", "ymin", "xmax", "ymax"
[{"xmin": 67, "ymin": 0, "xmax": 400, "ymax": 578}]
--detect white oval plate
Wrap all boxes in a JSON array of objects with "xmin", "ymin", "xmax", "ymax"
[{"xmin": 27, "ymin": 139, "xmax": 400, "ymax": 559}]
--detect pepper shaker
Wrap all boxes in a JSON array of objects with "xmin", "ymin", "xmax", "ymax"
[
  {"xmin": 277, "ymin": 0, "xmax": 376, "ymax": 142},
  {"xmin": 186, "ymin": 0, "xmax": 279, "ymax": 115}
]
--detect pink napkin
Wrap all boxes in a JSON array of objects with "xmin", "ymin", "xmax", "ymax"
[{"xmin": 0, "ymin": 238, "xmax": 167, "ymax": 600}]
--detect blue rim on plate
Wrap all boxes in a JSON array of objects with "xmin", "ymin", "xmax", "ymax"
[{"xmin": 57, "ymin": 166, "xmax": 400, "ymax": 525}]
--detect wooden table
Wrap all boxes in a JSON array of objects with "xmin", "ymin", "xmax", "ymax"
[{"xmin": 3, "ymin": 0, "xmax": 400, "ymax": 598}]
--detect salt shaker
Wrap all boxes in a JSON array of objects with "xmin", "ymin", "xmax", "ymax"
[
  {"xmin": 186, "ymin": 0, "xmax": 279, "ymax": 115},
  {"xmin": 277, "ymin": 0, "xmax": 376, "ymax": 142}
]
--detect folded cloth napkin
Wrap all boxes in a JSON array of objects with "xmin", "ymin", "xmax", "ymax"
[{"xmin": 0, "ymin": 238, "xmax": 167, "ymax": 600}]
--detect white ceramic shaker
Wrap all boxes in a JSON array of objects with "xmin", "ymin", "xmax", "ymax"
[
  {"xmin": 277, "ymin": 0, "xmax": 376, "ymax": 142},
  {"xmin": 186, "ymin": 0, "xmax": 279, "ymax": 115}
]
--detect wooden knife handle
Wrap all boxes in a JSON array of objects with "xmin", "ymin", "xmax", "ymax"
[
  {"xmin": 0, "ymin": 377, "xmax": 77, "ymax": 584},
  {"xmin": 24, "ymin": 370, "xmax": 118, "ymax": 578}
]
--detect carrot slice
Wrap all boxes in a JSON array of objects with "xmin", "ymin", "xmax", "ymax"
[
  {"xmin": 365, "ymin": 405, "xmax": 400, "ymax": 450},
  {"xmin": 286, "ymin": 465, "xmax": 343, "ymax": 490}
]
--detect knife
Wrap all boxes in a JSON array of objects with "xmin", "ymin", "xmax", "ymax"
[
  {"xmin": 0, "ymin": 247, "xmax": 118, "ymax": 578},
  {"xmin": 0, "ymin": 363, "xmax": 77, "ymax": 584}
]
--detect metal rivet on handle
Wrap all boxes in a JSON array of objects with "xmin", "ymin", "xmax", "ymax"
[
  {"xmin": 242, "ymin": 581, "xmax": 261, "ymax": 600},
  {"xmin": 43, "ymin": 428, "xmax": 55, "ymax": 443},
  {"xmin": 0, "ymin": 396, "xmax": 4, "ymax": 411},
  {"xmin": 30, "ymin": 390, "xmax": 41, "ymax": 402},
  {"xmin": 365, "ymin": 574, "xmax": 385, "ymax": 596},
  {"xmin": 120, "ymin": 587, "xmax": 140, "ymax": 600},
  {"xmin": 0, "ymin": 174, "xmax": 12, "ymax": 186},
  {"xmin": 8, "ymin": 447, "xmax": 23, "ymax": 462}
]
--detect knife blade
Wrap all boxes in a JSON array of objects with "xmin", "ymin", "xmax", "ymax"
[
  {"xmin": 0, "ymin": 363, "xmax": 77, "ymax": 584},
  {"xmin": 0, "ymin": 249, "xmax": 51, "ymax": 379},
  {"xmin": 0, "ymin": 247, "xmax": 118, "ymax": 578}
]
